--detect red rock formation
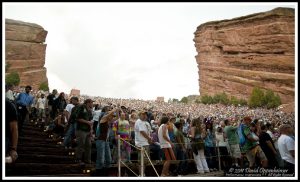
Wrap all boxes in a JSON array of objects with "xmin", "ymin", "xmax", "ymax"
[
  {"xmin": 70, "ymin": 89, "xmax": 80, "ymax": 96},
  {"xmin": 194, "ymin": 7, "xmax": 295, "ymax": 105},
  {"xmin": 5, "ymin": 19, "xmax": 48, "ymax": 90}
]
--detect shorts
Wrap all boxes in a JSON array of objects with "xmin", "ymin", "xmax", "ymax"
[
  {"xmin": 245, "ymin": 145, "xmax": 267, "ymax": 167},
  {"xmin": 229, "ymin": 144, "xmax": 242, "ymax": 159}
]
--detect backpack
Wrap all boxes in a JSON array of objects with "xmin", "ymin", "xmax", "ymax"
[{"xmin": 237, "ymin": 124, "xmax": 247, "ymax": 146}]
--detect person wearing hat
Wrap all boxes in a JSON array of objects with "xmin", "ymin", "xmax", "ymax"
[
  {"xmin": 240, "ymin": 116, "xmax": 268, "ymax": 169},
  {"xmin": 95, "ymin": 107, "xmax": 120, "ymax": 176},
  {"xmin": 134, "ymin": 110, "xmax": 153, "ymax": 176},
  {"xmin": 15, "ymin": 85, "xmax": 34, "ymax": 134},
  {"xmin": 75, "ymin": 98, "xmax": 94, "ymax": 165}
]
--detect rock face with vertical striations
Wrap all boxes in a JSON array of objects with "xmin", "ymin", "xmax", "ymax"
[
  {"xmin": 194, "ymin": 7, "xmax": 295, "ymax": 106},
  {"xmin": 5, "ymin": 19, "xmax": 48, "ymax": 90}
]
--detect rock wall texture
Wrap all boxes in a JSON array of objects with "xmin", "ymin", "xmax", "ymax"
[
  {"xmin": 5, "ymin": 19, "xmax": 48, "ymax": 90},
  {"xmin": 194, "ymin": 7, "xmax": 295, "ymax": 105}
]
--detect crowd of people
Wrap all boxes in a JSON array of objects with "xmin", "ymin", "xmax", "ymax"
[{"xmin": 5, "ymin": 85, "xmax": 296, "ymax": 177}]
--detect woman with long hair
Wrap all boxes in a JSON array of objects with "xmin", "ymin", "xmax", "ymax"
[{"xmin": 190, "ymin": 117, "xmax": 210, "ymax": 174}]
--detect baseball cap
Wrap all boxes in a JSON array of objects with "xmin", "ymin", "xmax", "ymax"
[{"xmin": 243, "ymin": 116, "xmax": 252, "ymax": 122}]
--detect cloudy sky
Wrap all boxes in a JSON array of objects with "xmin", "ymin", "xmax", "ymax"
[{"xmin": 3, "ymin": 2, "xmax": 296, "ymax": 101}]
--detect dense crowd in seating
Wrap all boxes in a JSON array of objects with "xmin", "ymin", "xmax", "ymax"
[{"xmin": 5, "ymin": 85, "xmax": 295, "ymax": 176}]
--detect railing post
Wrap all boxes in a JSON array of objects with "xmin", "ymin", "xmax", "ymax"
[
  {"xmin": 141, "ymin": 146, "xmax": 144, "ymax": 177},
  {"xmin": 118, "ymin": 135, "xmax": 121, "ymax": 177},
  {"xmin": 217, "ymin": 141, "xmax": 221, "ymax": 171}
]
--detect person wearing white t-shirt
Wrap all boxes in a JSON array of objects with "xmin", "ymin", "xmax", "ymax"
[
  {"xmin": 215, "ymin": 122, "xmax": 230, "ymax": 170},
  {"xmin": 134, "ymin": 110, "xmax": 152, "ymax": 176},
  {"xmin": 36, "ymin": 93, "xmax": 47, "ymax": 123},
  {"xmin": 5, "ymin": 84, "xmax": 15, "ymax": 101},
  {"xmin": 63, "ymin": 97, "xmax": 79, "ymax": 149},
  {"xmin": 278, "ymin": 124, "xmax": 295, "ymax": 175},
  {"xmin": 92, "ymin": 105, "xmax": 102, "ymax": 134},
  {"xmin": 64, "ymin": 98, "xmax": 75, "ymax": 122}
]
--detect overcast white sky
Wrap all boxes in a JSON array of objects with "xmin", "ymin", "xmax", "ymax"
[{"xmin": 3, "ymin": 2, "xmax": 297, "ymax": 101}]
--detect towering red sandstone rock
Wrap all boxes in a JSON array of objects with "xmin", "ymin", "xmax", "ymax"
[
  {"xmin": 194, "ymin": 7, "xmax": 295, "ymax": 105},
  {"xmin": 5, "ymin": 19, "xmax": 48, "ymax": 90}
]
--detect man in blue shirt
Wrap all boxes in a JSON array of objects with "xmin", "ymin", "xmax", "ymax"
[{"xmin": 15, "ymin": 85, "xmax": 34, "ymax": 133}]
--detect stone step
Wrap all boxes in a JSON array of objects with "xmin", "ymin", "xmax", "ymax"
[
  {"xmin": 22, "ymin": 123, "xmax": 49, "ymax": 130},
  {"xmin": 21, "ymin": 129, "xmax": 48, "ymax": 136},
  {"xmin": 17, "ymin": 143, "xmax": 65, "ymax": 149},
  {"xmin": 18, "ymin": 136, "xmax": 59, "ymax": 144},
  {"xmin": 32, "ymin": 173, "xmax": 91, "ymax": 177},
  {"xmin": 16, "ymin": 154, "xmax": 76, "ymax": 164},
  {"xmin": 17, "ymin": 146, "xmax": 74, "ymax": 155},
  {"xmin": 6, "ymin": 163, "xmax": 87, "ymax": 176}
]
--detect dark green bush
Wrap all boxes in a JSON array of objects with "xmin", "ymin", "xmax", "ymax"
[
  {"xmin": 39, "ymin": 82, "xmax": 49, "ymax": 91},
  {"xmin": 6, "ymin": 72, "xmax": 20, "ymax": 86}
]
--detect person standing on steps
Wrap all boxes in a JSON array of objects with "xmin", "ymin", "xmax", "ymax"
[
  {"xmin": 95, "ymin": 107, "xmax": 120, "ymax": 176},
  {"xmin": 190, "ymin": 117, "xmax": 210, "ymax": 174},
  {"xmin": 158, "ymin": 116, "xmax": 176, "ymax": 177},
  {"xmin": 224, "ymin": 119, "xmax": 242, "ymax": 168},
  {"xmin": 47, "ymin": 89, "xmax": 58, "ymax": 121},
  {"xmin": 5, "ymin": 98, "xmax": 19, "ymax": 163},
  {"xmin": 134, "ymin": 110, "xmax": 153, "ymax": 176},
  {"xmin": 64, "ymin": 97, "xmax": 80, "ymax": 149},
  {"xmin": 278, "ymin": 124, "xmax": 295, "ymax": 175},
  {"xmin": 75, "ymin": 98, "xmax": 94, "ymax": 165},
  {"xmin": 15, "ymin": 85, "xmax": 34, "ymax": 134}
]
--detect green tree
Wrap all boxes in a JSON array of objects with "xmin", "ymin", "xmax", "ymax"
[
  {"xmin": 273, "ymin": 94, "xmax": 282, "ymax": 107},
  {"xmin": 212, "ymin": 92, "xmax": 229, "ymax": 105},
  {"xmin": 39, "ymin": 82, "xmax": 49, "ymax": 91},
  {"xmin": 200, "ymin": 95, "xmax": 214, "ymax": 104},
  {"xmin": 172, "ymin": 98, "xmax": 179, "ymax": 103},
  {"xmin": 180, "ymin": 96, "xmax": 188, "ymax": 104},
  {"xmin": 264, "ymin": 90, "xmax": 281, "ymax": 109},
  {"xmin": 249, "ymin": 87, "xmax": 265, "ymax": 108},
  {"xmin": 219, "ymin": 92, "xmax": 229, "ymax": 105},
  {"xmin": 6, "ymin": 72, "xmax": 20, "ymax": 86},
  {"xmin": 230, "ymin": 96, "xmax": 239, "ymax": 106},
  {"xmin": 195, "ymin": 97, "xmax": 202, "ymax": 104}
]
